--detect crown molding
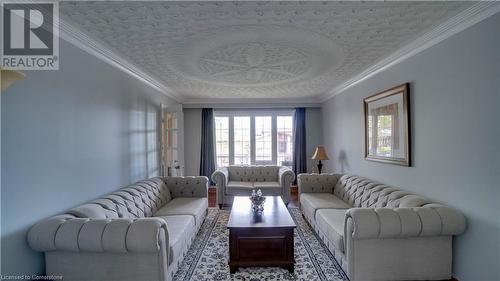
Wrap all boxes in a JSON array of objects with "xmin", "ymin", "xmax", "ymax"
[
  {"xmin": 58, "ymin": 15, "xmax": 183, "ymax": 103},
  {"xmin": 319, "ymin": 2, "xmax": 500, "ymax": 102},
  {"xmin": 56, "ymin": 2, "xmax": 499, "ymax": 105},
  {"xmin": 182, "ymin": 97, "xmax": 321, "ymax": 109}
]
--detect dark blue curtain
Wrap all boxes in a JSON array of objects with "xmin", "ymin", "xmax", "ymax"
[
  {"xmin": 293, "ymin": 108, "xmax": 307, "ymax": 181},
  {"xmin": 199, "ymin": 108, "xmax": 216, "ymax": 183}
]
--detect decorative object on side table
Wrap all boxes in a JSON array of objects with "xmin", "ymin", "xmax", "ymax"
[
  {"xmin": 364, "ymin": 83, "xmax": 411, "ymax": 166},
  {"xmin": 312, "ymin": 146, "xmax": 329, "ymax": 174},
  {"xmin": 250, "ymin": 189, "xmax": 266, "ymax": 213}
]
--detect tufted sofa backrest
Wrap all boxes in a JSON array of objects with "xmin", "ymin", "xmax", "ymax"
[
  {"xmin": 66, "ymin": 177, "xmax": 171, "ymax": 220},
  {"xmin": 227, "ymin": 166, "xmax": 280, "ymax": 182},
  {"xmin": 334, "ymin": 174, "xmax": 435, "ymax": 208}
]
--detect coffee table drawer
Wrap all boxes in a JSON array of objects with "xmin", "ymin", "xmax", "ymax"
[
  {"xmin": 228, "ymin": 227, "xmax": 294, "ymax": 272},
  {"xmin": 237, "ymin": 236, "xmax": 287, "ymax": 259}
]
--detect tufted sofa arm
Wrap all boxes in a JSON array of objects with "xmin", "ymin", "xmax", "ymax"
[
  {"xmin": 211, "ymin": 167, "xmax": 228, "ymax": 205},
  {"xmin": 28, "ymin": 216, "xmax": 168, "ymax": 253},
  {"xmin": 298, "ymin": 173, "xmax": 338, "ymax": 194},
  {"xmin": 211, "ymin": 167, "xmax": 228, "ymax": 185},
  {"xmin": 164, "ymin": 176, "xmax": 209, "ymax": 198},
  {"xmin": 345, "ymin": 206, "xmax": 467, "ymax": 240},
  {"xmin": 278, "ymin": 166, "xmax": 295, "ymax": 204}
]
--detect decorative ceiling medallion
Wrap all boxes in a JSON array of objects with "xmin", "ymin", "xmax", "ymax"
[
  {"xmin": 60, "ymin": 1, "xmax": 471, "ymax": 99},
  {"xmin": 198, "ymin": 42, "xmax": 311, "ymax": 84},
  {"xmin": 169, "ymin": 25, "xmax": 344, "ymax": 89}
]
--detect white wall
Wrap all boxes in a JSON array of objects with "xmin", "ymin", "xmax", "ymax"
[
  {"xmin": 321, "ymin": 14, "xmax": 499, "ymax": 281},
  {"xmin": 183, "ymin": 108, "xmax": 202, "ymax": 176},
  {"xmin": 1, "ymin": 40, "xmax": 177, "ymax": 275},
  {"xmin": 305, "ymin": 108, "xmax": 323, "ymax": 172},
  {"xmin": 182, "ymin": 108, "xmax": 323, "ymax": 176}
]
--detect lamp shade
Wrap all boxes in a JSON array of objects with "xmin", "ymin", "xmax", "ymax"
[
  {"xmin": 312, "ymin": 146, "xmax": 329, "ymax": 160},
  {"xmin": 1, "ymin": 68, "xmax": 25, "ymax": 92}
]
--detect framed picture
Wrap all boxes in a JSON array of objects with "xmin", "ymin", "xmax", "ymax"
[{"xmin": 364, "ymin": 83, "xmax": 410, "ymax": 166}]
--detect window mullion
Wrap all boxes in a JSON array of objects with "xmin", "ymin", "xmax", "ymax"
[
  {"xmin": 272, "ymin": 115, "xmax": 277, "ymax": 165},
  {"xmin": 250, "ymin": 115, "xmax": 256, "ymax": 165},
  {"xmin": 229, "ymin": 116, "xmax": 234, "ymax": 165}
]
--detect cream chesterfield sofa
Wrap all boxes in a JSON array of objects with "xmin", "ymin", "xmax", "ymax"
[
  {"xmin": 28, "ymin": 176, "xmax": 209, "ymax": 281},
  {"xmin": 298, "ymin": 173, "xmax": 466, "ymax": 281},
  {"xmin": 212, "ymin": 165, "xmax": 295, "ymax": 208}
]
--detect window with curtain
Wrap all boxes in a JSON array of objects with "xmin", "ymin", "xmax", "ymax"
[{"xmin": 214, "ymin": 111, "xmax": 294, "ymax": 168}]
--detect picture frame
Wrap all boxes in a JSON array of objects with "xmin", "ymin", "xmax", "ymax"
[{"xmin": 364, "ymin": 83, "xmax": 410, "ymax": 166}]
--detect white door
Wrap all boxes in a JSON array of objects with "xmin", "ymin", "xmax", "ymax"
[{"xmin": 161, "ymin": 104, "xmax": 184, "ymax": 177}]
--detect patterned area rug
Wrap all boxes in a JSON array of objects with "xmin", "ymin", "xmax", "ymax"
[{"xmin": 173, "ymin": 208, "xmax": 349, "ymax": 281}]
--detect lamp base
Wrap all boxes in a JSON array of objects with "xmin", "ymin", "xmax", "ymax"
[{"xmin": 317, "ymin": 160, "xmax": 323, "ymax": 174}]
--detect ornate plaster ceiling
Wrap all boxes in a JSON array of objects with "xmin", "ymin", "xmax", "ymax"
[{"xmin": 60, "ymin": 1, "xmax": 471, "ymax": 101}]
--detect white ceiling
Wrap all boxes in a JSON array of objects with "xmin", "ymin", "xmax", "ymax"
[{"xmin": 60, "ymin": 1, "xmax": 472, "ymax": 102}]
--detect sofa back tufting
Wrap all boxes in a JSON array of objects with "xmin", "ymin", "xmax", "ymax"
[
  {"xmin": 67, "ymin": 177, "xmax": 171, "ymax": 219},
  {"xmin": 333, "ymin": 174, "xmax": 435, "ymax": 209},
  {"xmin": 227, "ymin": 166, "xmax": 280, "ymax": 182}
]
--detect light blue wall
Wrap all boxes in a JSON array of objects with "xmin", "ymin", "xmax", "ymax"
[
  {"xmin": 1, "ymin": 40, "xmax": 177, "ymax": 275},
  {"xmin": 305, "ymin": 108, "xmax": 323, "ymax": 173},
  {"xmin": 183, "ymin": 108, "xmax": 202, "ymax": 176},
  {"xmin": 321, "ymin": 14, "xmax": 500, "ymax": 280}
]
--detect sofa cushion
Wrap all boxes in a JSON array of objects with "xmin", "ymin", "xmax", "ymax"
[
  {"xmin": 301, "ymin": 193, "xmax": 351, "ymax": 222},
  {"xmin": 253, "ymin": 181, "xmax": 282, "ymax": 196},
  {"xmin": 253, "ymin": 181, "xmax": 281, "ymax": 189},
  {"xmin": 253, "ymin": 182, "xmax": 282, "ymax": 196},
  {"xmin": 154, "ymin": 198, "xmax": 207, "ymax": 227},
  {"xmin": 226, "ymin": 181, "xmax": 254, "ymax": 195},
  {"xmin": 301, "ymin": 193, "xmax": 351, "ymax": 209},
  {"xmin": 316, "ymin": 209, "xmax": 347, "ymax": 253},
  {"xmin": 157, "ymin": 215, "xmax": 195, "ymax": 265}
]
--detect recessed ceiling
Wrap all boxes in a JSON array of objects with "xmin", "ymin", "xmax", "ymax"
[{"xmin": 60, "ymin": 1, "xmax": 471, "ymax": 101}]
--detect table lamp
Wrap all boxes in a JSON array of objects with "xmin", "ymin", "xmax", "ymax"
[{"xmin": 312, "ymin": 146, "xmax": 329, "ymax": 174}]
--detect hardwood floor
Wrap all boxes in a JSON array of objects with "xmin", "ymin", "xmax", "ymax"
[{"xmin": 208, "ymin": 186, "xmax": 299, "ymax": 208}]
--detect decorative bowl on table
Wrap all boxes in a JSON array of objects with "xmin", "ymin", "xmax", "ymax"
[{"xmin": 250, "ymin": 189, "xmax": 266, "ymax": 213}]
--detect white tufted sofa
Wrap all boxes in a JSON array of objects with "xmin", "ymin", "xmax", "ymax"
[
  {"xmin": 212, "ymin": 165, "xmax": 295, "ymax": 207},
  {"xmin": 28, "ymin": 176, "xmax": 209, "ymax": 281},
  {"xmin": 298, "ymin": 173, "xmax": 466, "ymax": 281}
]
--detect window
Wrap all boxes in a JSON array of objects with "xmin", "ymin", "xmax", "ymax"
[
  {"xmin": 255, "ymin": 116, "xmax": 272, "ymax": 163},
  {"xmin": 233, "ymin": 116, "xmax": 251, "ymax": 165},
  {"xmin": 277, "ymin": 116, "xmax": 293, "ymax": 166},
  {"xmin": 214, "ymin": 111, "xmax": 294, "ymax": 168},
  {"xmin": 215, "ymin": 116, "xmax": 229, "ymax": 167}
]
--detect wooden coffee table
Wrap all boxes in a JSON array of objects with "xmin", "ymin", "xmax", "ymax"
[{"xmin": 227, "ymin": 196, "xmax": 296, "ymax": 273}]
